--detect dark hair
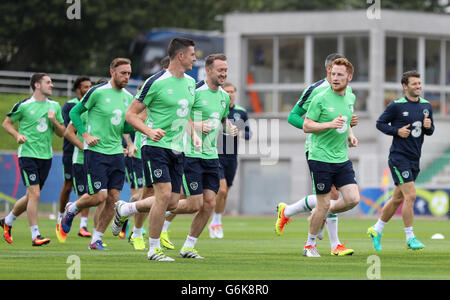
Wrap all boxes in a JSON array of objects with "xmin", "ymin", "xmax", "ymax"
[
  {"xmin": 167, "ymin": 37, "xmax": 195, "ymax": 60},
  {"xmin": 30, "ymin": 73, "xmax": 49, "ymax": 91},
  {"xmin": 401, "ymin": 70, "xmax": 420, "ymax": 86},
  {"xmin": 325, "ymin": 53, "xmax": 344, "ymax": 67},
  {"xmin": 72, "ymin": 75, "xmax": 91, "ymax": 91},
  {"xmin": 95, "ymin": 78, "xmax": 108, "ymax": 85},
  {"xmin": 205, "ymin": 53, "xmax": 227, "ymax": 69},
  {"xmin": 160, "ymin": 56, "xmax": 170, "ymax": 69},
  {"xmin": 110, "ymin": 57, "xmax": 131, "ymax": 69}
]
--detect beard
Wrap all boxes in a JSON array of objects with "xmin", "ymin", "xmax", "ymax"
[{"xmin": 113, "ymin": 77, "xmax": 128, "ymax": 89}]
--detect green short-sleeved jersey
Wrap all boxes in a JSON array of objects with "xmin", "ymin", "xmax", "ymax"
[
  {"xmin": 306, "ymin": 87, "xmax": 356, "ymax": 163},
  {"xmin": 81, "ymin": 81, "xmax": 133, "ymax": 155},
  {"xmin": 136, "ymin": 70, "xmax": 196, "ymax": 152},
  {"xmin": 72, "ymin": 112, "xmax": 88, "ymax": 165},
  {"xmin": 7, "ymin": 97, "xmax": 63, "ymax": 159},
  {"xmin": 296, "ymin": 78, "xmax": 353, "ymax": 153},
  {"xmin": 185, "ymin": 81, "xmax": 230, "ymax": 159}
]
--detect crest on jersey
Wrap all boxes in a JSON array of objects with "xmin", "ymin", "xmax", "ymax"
[
  {"xmin": 154, "ymin": 169, "xmax": 163, "ymax": 178},
  {"xmin": 188, "ymin": 86, "xmax": 194, "ymax": 96},
  {"xmin": 423, "ymin": 109, "xmax": 429, "ymax": 116},
  {"xmin": 220, "ymin": 100, "xmax": 226, "ymax": 109},
  {"xmin": 233, "ymin": 113, "xmax": 241, "ymax": 121}
]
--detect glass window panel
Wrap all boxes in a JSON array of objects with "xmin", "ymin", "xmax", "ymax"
[
  {"xmin": 403, "ymin": 38, "xmax": 417, "ymax": 72},
  {"xmin": 279, "ymin": 38, "xmax": 305, "ymax": 83},
  {"xmin": 425, "ymin": 39, "xmax": 441, "ymax": 85},
  {"xmin": 423, "ymin": 92, "xmax": 441, "ymax": 115},
  {"xmin": 446, "ymin": 93, "xmax": 450, "ymax": 115},
  {"xmin": 447, "ymin": 41, "xmax": 450, "ymax": 85},
  {"xmin": 385, "ymin": 37, "xmax": 397, "ymax": 82},
  {"xmin": 344, "ymin": 36, "xmax": 369, "ymax": 82},
  {"xmin": 247, "ymin": 39, "xmax": 273, "ymax": 84},
  {"xmin": 313, "ymin": 37, "xmax": 338, "ymax": 81},
  {"xmin": 384, "ymin": 89, "xmax": 402, "ymax": 107},
  {"xmin": 352, "ymin": 89, "xmax": 369, "ymax": 112},
  {"xmin": 243, "ymin": 90, "xmax": 274, "ymax": 113},
  {"xmin": 279, "ymin": 91, "xmax": 301, "ymax": 113}
]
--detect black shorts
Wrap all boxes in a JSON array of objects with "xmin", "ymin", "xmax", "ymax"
[
  {"xmin": 218, "ymin": 154, "xmax": 238, "ymax": 187},
  {"xmin": 125, "ymin": 156, "xmax": 146, "ymax": 189},
  {"xmin": 62, "ymin": 151, "xmax": 74, "ymax": 181},
  {"xmin": 183, "ymin": 157, "xmax": 220, "ymax": 196},
  {"xmin": 72, "ymin": 163, "xmax": 87, "ymax": 196},
  {"xmin": 308, "ymin": 159, "xmax": 357, "ymax": 194},
  {"xmin": 18, "ymin": 157, "xmax": 52, "ymax": 189},
  {"xmin": 84, "ymin": 150, "xmax": 125, "ymax": 194},
  {"xmin": 141, "ymin": 145, "xmax": 184, "ymax": 193},
  {"xmin": 388, "ymin": 155, "xmax": 420, "ymax": 186}
]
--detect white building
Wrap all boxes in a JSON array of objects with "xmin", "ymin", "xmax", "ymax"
[{"xmin": 223, "ymin": 10, "xmax": 450, "ymax": 215}]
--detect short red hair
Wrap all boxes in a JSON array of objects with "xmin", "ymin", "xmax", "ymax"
[{"xmin": 331, "ymin": 58, "xmax": 354, "ymax": 75}]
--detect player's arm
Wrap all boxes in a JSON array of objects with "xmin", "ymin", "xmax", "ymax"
[
  {"xmin": 287, "ymin": 104, "xmax": 307, "ymax": 130},
  {"xmin": 187, "ymin": 117, "xmax": 202, "ymax": 150},
  {"xmin": 241, "ymin": 110, "xmax": 251, "ymax": 140},
  {"xmin": 347, "ymin": 125, "xmax": 358, "ymax": 147},
  {"xmin": 2, "ymin": 116, "xmax": 27, "ymax": 144},
  {"xmin": 125, "ymin": 99, "xmax": 165, "ymax": 142},
  {"xmin": 376, "ymin": 103, "xmax": 400, "ymax": 136},
  {"xmin": 48, "ymin": 110, "xmax": 66, "ymax": 137},
  {"xmin": 123, "ymin": 133, "xmax": 137, "ymax": 158},
  {"xmin": 222, "ymin": 117, "xmax": 238, "ymax": 136},
  {"xmin": 69, "ymin": 101, "xmax": 100, "ymax": 146},
  {"xmin": 64, "ymin": 122, "xmax": 83, "ymax": 150}
]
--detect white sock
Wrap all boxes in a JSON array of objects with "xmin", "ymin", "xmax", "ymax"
[
  {"xmin": 132, "ymin": 227, "xmax": 143, "ymax": 238},
  {"xmin": 149, "ymin": 238, "xmax": 161, "ymax": 252},
  {"xmin": 326, "ymin": 215, "xmax": 340, "ymax": 250},
  {"xmin": 182, "ymin": 235, "xmax": 198, "ymax": 249},
  {"xmin": 30, "ymin": 225, "xmax": 40, "ymax": 240},
  {"xmin": 57, "ymin": 212, "xmax": 64, "ymax": 223},
  {"xmin": 284, "ymin": 194, "xmax": 317, "ymax": 218},
  {"xmin": 211, "ymin": 213, "xmax": 222, "ymax": 226},
  {"xmin": 306, "ymin": 233, "xmax": 317, "ymax": 247},
  {"xmin": 404, "ymin": 226, "xmax": 415, "ymax": 240},
  {"xmin": 162, "ymin": 220, "xmax": 171, "ymax": 232},
  {"xmin": 80, "ymin": 217, "xmax": 88, "ymax": 229},
  {"xmin": 68, "ymin": 202, "xmax": 80, "ymax": 214},
  {"xmin": 5, "ymin": 212, "xmax": 17, "ymax": 226},
  {"xmin": 165, "ymin": 210, "xmax": 172, "ymax": 217},
  {"xmin": 373, "ymin": 219, "xmax": 387, "ymax": 233},
  {"xmin": 120, "ymin": 202, "xmax": 138, "ymax": 217},
  {"xmin": 92, "ymin": 230, "xmax": 103, "ymax": 242}
]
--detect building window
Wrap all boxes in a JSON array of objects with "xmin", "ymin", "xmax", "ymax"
[
  {"xmin": 447, "ymin": 41, "xmax": 450, "ymax": 85},
  {"xmin": 247, "ymin": 39, "xmax": 273, "ymax": 84},
  {"xmin": 279, "ymin": 91, "xmax": 301, "ymax": 113},
  {"xmin": 403, "ymin": 38, "xmax": 417, "ymax": 72},
  {"xmin": 313, "ymin": 37, "xmax": 338, "ymax": 82},
  {"xmin": 425, "ymin": 39, "xmax": 441, "ymax": 85},
  {"xmin": 385, "ymin": 37, "xmax": 398, "ymax": 82},
  {"xmin": 279, "ymin": 38, "xmax": 305, "ymax": 83},
  {"xmin": 353, "ymin": 89, "xmax": 369, "ymax": 111},
  {"xmin": 345, "ymin": 36, "xmax": 369, "ymax": 82}
]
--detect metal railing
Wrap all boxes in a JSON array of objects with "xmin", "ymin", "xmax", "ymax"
[{"xmin": 0, "ymin": 70, "xmax": 141, "ymax": 97}]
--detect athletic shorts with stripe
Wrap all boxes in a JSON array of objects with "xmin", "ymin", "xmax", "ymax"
[
  {"xmin": 18, "ymin": 157, "xmax": 52, "ymax": 189},
  {"xmin": 388, "ymin": 154, "xmax": 420, "ymax": 186}
]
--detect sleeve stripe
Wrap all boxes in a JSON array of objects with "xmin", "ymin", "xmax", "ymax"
[
  {"xmin": 81, "ymin": 81, "xmax": 108, "ymax": 105},
  {"xmin": 137, "ymin": 70, "xmax": 166, "ymax": 102},
  {"xmin": 297, "ymin": 79, "xmax": 325, "ymax": 108},
  {"xmin": 6, "ymin": 98, "xmax": 31, "ymax": 117}
]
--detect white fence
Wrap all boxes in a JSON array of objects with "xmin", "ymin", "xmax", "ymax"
[{"xmin": 0, "ymin": 70, "xmax": 141, "ymax": 97}]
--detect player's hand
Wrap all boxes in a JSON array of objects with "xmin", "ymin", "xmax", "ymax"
[
  {"xmin": 48, "ymin": 110, "xmax": 56, "ymax": 122},
  {"xmin": 329, "ymin": 114, "xmax": 345, "ymax": 129},
  {"xmin": 16, "ymin": 134, "xmax": 27, "ymax": 144},
  {"xmin": 82, "ymin": 132, "xmax": 101, "ymax": 146},
  {"xmin": 201, "ymin": 120, "xmax": 212, "ymax": 134},
  {"xmin": 127, "ymin": 143, "xmax": 138, "ymax": 158},
  {"xmin": 397, "ymin": 124, "xmax": 411, "ymax": 138},
  {"xmin": 350, "ymin": 114, "xmax": 358, "ymax": 127},
  {"xmin": 192, "ymin": 133, "xmax": 202, "ymax": 151},
  {"xmin": 423, "ymin": 112, "xmax": 431, "ymax": 129},
  {"xmin": 348, "ymin": 135, "xmax": 358, "ymax": 147},
  {"xmin": 227, "ymin": 124, "xmax": 238, "ymax": 136},
  {"xmin": 149, "ymin": 128, "xmax": 166, "ymax": 142}
]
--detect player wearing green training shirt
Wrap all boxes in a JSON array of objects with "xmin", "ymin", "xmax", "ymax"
[
  {"xmin": 301, "ymin": 58, "xmax": 360, "ymax": 258},
  {"xmin": 1, "ymin": 73, "xmax": 65, "ymax": 246},
  {"xmin": 115, "ymin": 37, "xmax": 200, "ymax": 261},
  {"xmin": 58, "ymin": 58, "xmax": 135, "ymax": 250}
]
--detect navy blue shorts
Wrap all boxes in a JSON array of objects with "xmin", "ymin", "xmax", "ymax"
[
  {"xmin": 388, "ymin": 155, "xmax": 420, "ymax": 186},
  {"xmin": 18, "ymin": 157, "xmax": 52, "ymax": 189},
  {"xmin": 72, "ymin": 163, "xmax": 87, "ymax": 196},
  {"xmin": 218, "ymin": 154, "xmax": 238, "ymax": 187},
  {"xmin": 84, "ymin": 150, "xmax": 125, "ymax": 194},
  {"xmin": 141, "ymin": 145, "xmax": 184, "ymax": 193},
  {"xmin": 125, "ymin": 156, "xmax": 146, "ymax": 189},
  {"xmin": 308, "ymin": 159, "xmax": 357, "ymax": 194},
  {"xmin": 183, "ymin": 157, "xmax": 220, "ymax": 196},
  {"xmin": 62, "ymin": 151, "xmax": 73, "ymax": 181}
]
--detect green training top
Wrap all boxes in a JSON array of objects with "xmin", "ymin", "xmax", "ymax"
[
  {"xmin": 306, "ymin": 86, "xmax": 356, "ymax": 163},
  {"xmin": 136, "ymin": 70, "xmax": 196, "ymax": 153},
  {"xmin": 7, "ymin": 97, "xmax": 63, "ymax": 159},
  {"xmin": 185, "ymin": 80, "xmax": 230, "ymax": 159},
  {"xmin": 71, "ymin": 112, "xmax": 88, "ymax": 165},
  {"xmin": 70, "ymin": 81, "xmax": 134, "ymax": 155}
]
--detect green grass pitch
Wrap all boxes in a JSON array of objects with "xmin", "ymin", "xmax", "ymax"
[{"xmin": 1, "ymin": 215, "xmax": 450, "ymax": 280}]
